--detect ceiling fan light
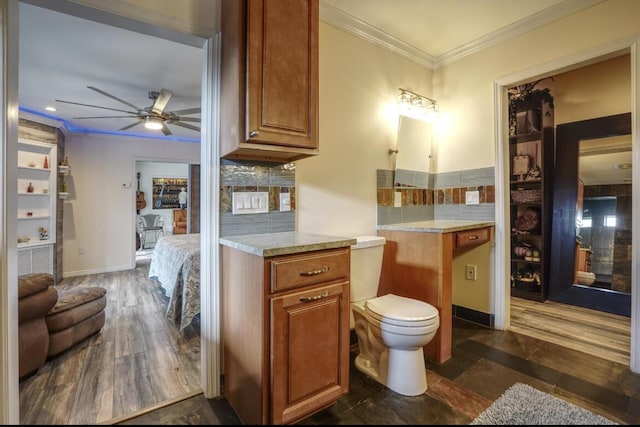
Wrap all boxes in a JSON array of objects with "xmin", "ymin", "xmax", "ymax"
[{"xmin": 144, "ymin": 117, "xmax": 163, "ymax": 130}]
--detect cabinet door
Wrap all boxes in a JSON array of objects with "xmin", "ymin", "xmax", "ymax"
[
  {"xmin": 247, "ymin": 0, "xmax": 318, "ymax": 149},
  {"xmin": 270, "ymin": 281, "xmax": 349, "ymax": 424}
]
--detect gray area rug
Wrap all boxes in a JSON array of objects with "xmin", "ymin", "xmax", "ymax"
[{"xmin": 471, "ymin": 383, "xmax": 617, "ymax": 425}]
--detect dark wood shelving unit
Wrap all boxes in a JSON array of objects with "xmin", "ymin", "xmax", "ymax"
[{"xmin": 508, "ymin": 107, "xmax": 554, "ymax": 302}]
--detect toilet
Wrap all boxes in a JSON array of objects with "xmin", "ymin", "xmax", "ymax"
[
  {"xmin": 350, "ymin": 235, "xmax": 440, "ymax": 396},
  {"xmin": 576, "ymin": 270, "xmax": 596, "ymax": 286}
]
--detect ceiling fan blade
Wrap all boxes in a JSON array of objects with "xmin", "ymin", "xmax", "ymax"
[
  {"xmin": 73, "ymin": 115, "xmax": 137, "ymax": 119},
  {"xmin": 55, "ymin": 99, "xmax": 137, "ymax": 115},
  {"xmin": 87, "ymin": 86, "xmax": 143, "ymax": 111},
  {"xmin": 161, "ymin": 124, "xmax": 172, "ymax": 136},
  {"xmin": 119, "ymin": 120, "xmax": 143, "ymax": 131},
  {"xmin": 170, "ymin": 121, "xmax": 201, "ymax": 132},
  {"xmin": 152, "ymin": 89, "xmax": 173, "ymax": 115},
  {"xmin": 174, "ymin": 117, "xmax": 200, "ymax": 123},
  {"xmin": 170, "ymin": 107, "xmax": 200, "ymax": 116}
]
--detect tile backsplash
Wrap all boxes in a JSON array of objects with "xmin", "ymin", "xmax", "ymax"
[
  {"xmin": 220, "ymin": 159, "xmax": 296, "ymax": 237},
  {"xmin": 377, "ymin": 167, "xmax": 495, "ymax": 225}
]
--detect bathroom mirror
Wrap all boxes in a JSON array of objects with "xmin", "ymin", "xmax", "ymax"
[
  {"xmin": 393, "ymin": 116, "xmax": 432, "ymax": 188},
  {"xmin": 577, "ymin": 134, "xmax": 632, "ymax": 295}
]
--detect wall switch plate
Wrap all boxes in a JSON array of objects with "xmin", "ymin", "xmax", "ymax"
[
  {"xmin": 232, "ymin": 192, "xmax": 269, "ymax": 215},
  {"xmin": 279, "ymin": 192, "xmax": 291, "ymax": 212},
  {"xmin": 465, "ymin": 190, "xmax": 479, "ymax": 205},
  {"xmin": 465, "ymin": 264, "xmax": 477, "ymax": 281},
  {"xmin": 394, "ymin": 191, "xmax": 402, "ymax": 207}
]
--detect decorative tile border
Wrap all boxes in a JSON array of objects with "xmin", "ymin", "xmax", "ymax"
[
  {"xmin": 377, "ymin": 167, "xmax": 496, "ymax": 224},
  {"xmin": 220, "ymin": 160, "xmax": 296, "ymax": 237}
]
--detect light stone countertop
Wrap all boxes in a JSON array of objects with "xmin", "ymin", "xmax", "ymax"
[
  {"xmin": 220, "ymin": 231, "xmax": 357, "ymax": 257},
  {"xmin": 377, "ymin": 220, "xmax": 495, "ymax": 233}
]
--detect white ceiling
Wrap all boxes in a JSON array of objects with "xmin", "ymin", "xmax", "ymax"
[
  {"xmin": 19, "ymin": 0, "xmax": 601, "ymax": 141},
  {"xmin": 19, "ymin": 2, "xmax": 204, "ymax": 141}
]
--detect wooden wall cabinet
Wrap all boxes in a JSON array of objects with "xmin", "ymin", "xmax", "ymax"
[
  {"xmin": 221, "ymin": 246, "xmax": 350, "ymax": 425},
  {"xmin": 17, "ymin": 138, "xmax": 57, "ymax": 275},
  {"xmin": 220, "ymin": 0, "xmax": 319, "ymax": 162}
]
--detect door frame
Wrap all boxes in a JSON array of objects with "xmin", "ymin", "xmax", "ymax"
[
  {"xmin": 493, "ymin": 36, "xmax": 640, "ymax": 373},
  {"xmin": 0, "ymin": 0, "xmax": 221, "ymax": 423}
]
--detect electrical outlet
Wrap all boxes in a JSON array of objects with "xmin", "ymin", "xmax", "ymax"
[
  {"xmin": 78, "ymin": 247, "xmax": 85, "ymax": 255},
  {"xmin": 465, "ymin": 264, "xmax": 477, "ymax": 281}
]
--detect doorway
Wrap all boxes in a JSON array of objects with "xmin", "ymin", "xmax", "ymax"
[
  {"xmin": 494, "ymin": 41, "xmax": 639, "ymax": 373},
  {"xmin": 6, "ymin": 0, "xmax": 220, "ymax": 424}
]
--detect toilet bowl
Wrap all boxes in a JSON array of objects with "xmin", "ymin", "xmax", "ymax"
[
  {"xmin": 576, "ymin": 270, "xmax": 596, "ymax": 286},
  {"xmin": 350, "ymin": 236, "xmax": 440, "ymax": 396}
]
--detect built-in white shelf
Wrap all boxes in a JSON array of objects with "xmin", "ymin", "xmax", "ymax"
[
  {"xmin": 18, "ymin": 215, "xmax": 51, "ymax": 220},
  {"xmin": 18, "ymin": 240, "xmax": 55, "ymax": 249},
  {"xmin": 17, "ymin": 137, "xmax": 56, "ymax": 275},
  {"xmin": 18, "ymin": 165, "xmax": 51, "ymax": 172},
  {"xmin": 18, "ymin": 192, "xmax": 50, "ymax": 196}
]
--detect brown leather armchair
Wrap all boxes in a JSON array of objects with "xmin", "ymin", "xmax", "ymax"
[{"xmin": 18, "ymin": 273, "xmax": 58, "ymax": 379}]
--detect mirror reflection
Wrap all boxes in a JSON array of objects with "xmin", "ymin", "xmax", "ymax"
[
  {"xmin": 393, "ymin": 116, "xmax": 432, "ymax": 188},
  {"xmin": 576, "ymin": 135, "xmax": 632, "ymax": 295}
]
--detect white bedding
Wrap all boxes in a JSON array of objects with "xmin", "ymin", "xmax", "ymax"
[{"xmin": 148, "ymin": 233, "xmax": 200, "ymax": 330}]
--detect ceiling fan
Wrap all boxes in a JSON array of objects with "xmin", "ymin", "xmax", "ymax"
[{"xmin": 55, "ymin": 86, "xmax": 201, "ymax": 135}]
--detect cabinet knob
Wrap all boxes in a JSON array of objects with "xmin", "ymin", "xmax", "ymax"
[{"xmin": 249, "ymin": 130, "xmax": 259, "ymax": 138}]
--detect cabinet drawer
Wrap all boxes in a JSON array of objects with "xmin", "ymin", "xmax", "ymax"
[
  {"xmin": 270, "ymin": 248, "xmax": 349, "ymax": 293},
  {"xmin": 455, "ymin": 227, "xmax": 491, "ymax": 249}
]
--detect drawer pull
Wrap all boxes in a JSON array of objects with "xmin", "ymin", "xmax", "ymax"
[
  {"xmin": 249, "ymin": 130, "xmax": 259, "ymax": 137},
  {"xmin": 468, "ymin": 235, "xmax": 479, "ymax": 240},
  {"xmin": 299, "ymin": 291, "xmax": 329, "ymax": 303},
  {"xmin": 299, "ymin": 266, "xmax": 329, "ymax": 277}
]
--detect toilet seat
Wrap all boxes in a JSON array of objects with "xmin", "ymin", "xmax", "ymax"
[{"xmin": 365, "ymin": 294, "xmax": 439, "ymax": 328}]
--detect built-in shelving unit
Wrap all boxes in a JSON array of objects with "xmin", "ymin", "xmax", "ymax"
[
  {"xmin": 17, "ymin": 138, "xmax": 57, "ymax": 275},
  {"xmin": 509, "ymin": 104, "xmax": 554, "ymax": 302}
]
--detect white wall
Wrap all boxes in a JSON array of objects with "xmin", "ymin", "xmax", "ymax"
[
  {"xmin": 136, "ymin": 161, "xmax": 189, "ymax": 235},
  {"xmin": 296, "ymin": 21, "xmax": 432, "ymax": 238},
  {"xmin": 62, "ymin": 133, "xmax": 199, "ymax": 277}
]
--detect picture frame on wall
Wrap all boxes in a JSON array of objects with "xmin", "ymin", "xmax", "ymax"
[{"xmin": 152, "ymin": 177, "xmax": 188, "ymax": 209}]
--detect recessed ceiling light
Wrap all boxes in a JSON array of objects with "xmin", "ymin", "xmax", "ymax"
[
  {"xmin": 615, "ymin": 162, "xmax": 632, "ymax": 170},
  {"xmin": 45, "ymin": 106, "xmax": 56, "ymax": 112}
]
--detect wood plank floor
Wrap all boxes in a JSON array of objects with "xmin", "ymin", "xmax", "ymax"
[
  {"xmin": 509, "ymin": 296, "xmax": 631, "ymax": 366},
  {"xmin": 18, "ymin": 257, "xmax": 201, "ymax": 425},
  {"xmin": 18, "ymin": 259, "xmax": 633, "ymax": 424}
]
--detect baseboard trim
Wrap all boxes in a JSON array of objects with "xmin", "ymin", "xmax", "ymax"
[{"xmin": 453, "ymin": 305, "xmax": 494, "ymax": 328}]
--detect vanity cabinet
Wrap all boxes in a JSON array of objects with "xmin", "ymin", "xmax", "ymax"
[
  {"xmin": 508, "ymin": 107, "xmax": 554, "ymax": 302},
  {"xmin": 221, "ymin": 245, "xmax": 350, "ymax": 425},
  {"xmin": 220, "ymin": 0, "xmax": 319, "ymax": 162},
  {"xmin": 377, "ymin": 224, "xmax": 493, "ymax": 364},
  {"xmin": 17, "ymin": 138, "xmax": 57, "ymax": 275}
]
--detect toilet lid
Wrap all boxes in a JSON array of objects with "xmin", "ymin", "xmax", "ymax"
[{"xmin": 365, "ymin": 294, "xmax": 439, "ymax": 327}]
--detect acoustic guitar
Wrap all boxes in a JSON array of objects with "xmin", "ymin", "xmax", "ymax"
[{"xmin": 136, "ymin": 172, "xmax": 147, "ymax": 210}]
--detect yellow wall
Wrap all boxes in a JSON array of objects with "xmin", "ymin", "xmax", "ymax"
[
  {"xmin": 432, "ymin": 0, "xmax": 639, "ymax": 173},
  {"xmin": 296, "ymin": 21, "xmax": 432, "ymax": 237},
  {"xmin": 453, "ymin": 240, "xmax": 493, "ymax": 313}
]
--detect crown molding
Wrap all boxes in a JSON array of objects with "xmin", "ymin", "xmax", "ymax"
[
  {"xmin": 19, "ymin": 109, "xmax": 68, "ymax": 135},
  {"xmin": 320, "ymin": 0, "xmax": 604, "ymax": 70},
  {"xmin": 319, "ymin": 1, "xmax": 436, "ymax": 69}
]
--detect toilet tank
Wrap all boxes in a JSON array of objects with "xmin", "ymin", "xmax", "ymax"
[{"xmin": 350, "ymin": 236, "xmax": 386, "ymax": 303}]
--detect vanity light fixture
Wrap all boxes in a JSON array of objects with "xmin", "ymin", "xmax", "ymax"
[
  {"xmin": 144, "ymin": 116, "xmax": 164, "ymax": 130},
  {"xmin": 397, "ymin": 88, "xmax": 439, "ymax": 122}
]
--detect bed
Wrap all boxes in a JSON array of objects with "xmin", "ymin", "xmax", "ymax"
[{"xmin": 148, "ymin": 233, "xmax": 200, "ymax": 330}]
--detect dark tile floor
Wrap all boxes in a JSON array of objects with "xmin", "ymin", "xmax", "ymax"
[{"xmin": 117, "ymin": 317, "xmax": 640, "ymax": 425}]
